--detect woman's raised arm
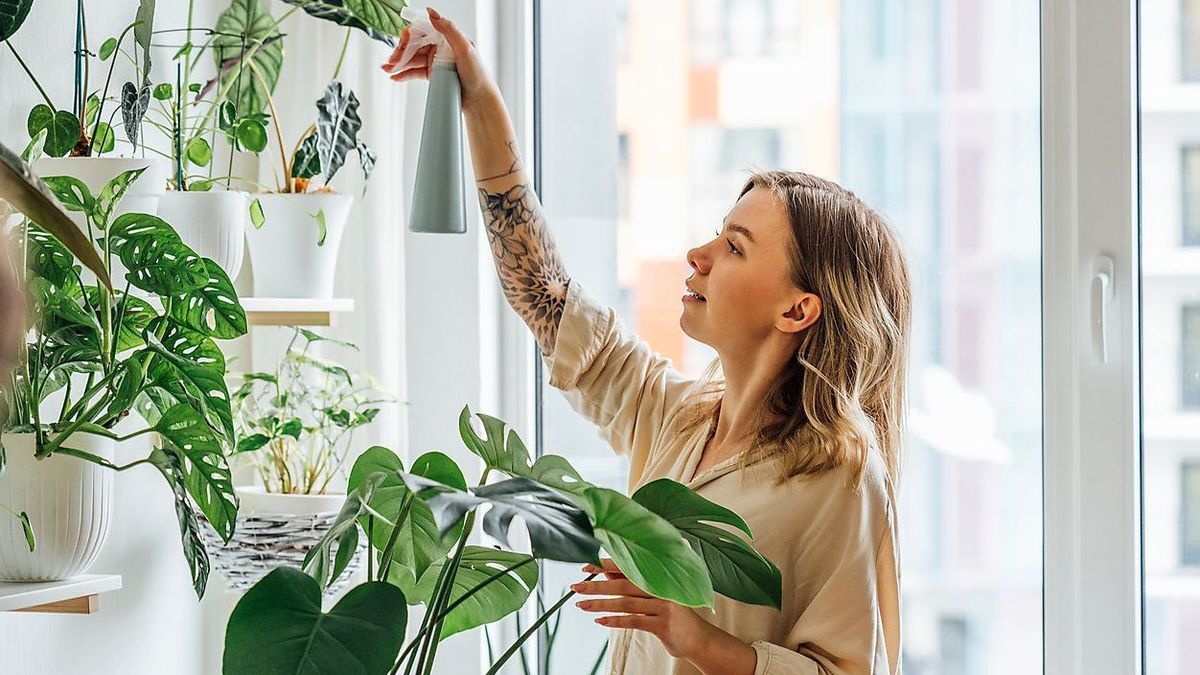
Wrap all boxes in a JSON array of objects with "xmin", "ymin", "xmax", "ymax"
[{"xmin": 385, "ymin": 9, "xmax": 570, "ymax": 356}]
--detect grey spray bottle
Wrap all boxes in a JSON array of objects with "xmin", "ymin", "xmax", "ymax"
[{"xmin": 402, "ymin": 6, "xmax": 467, "ymax": 234}]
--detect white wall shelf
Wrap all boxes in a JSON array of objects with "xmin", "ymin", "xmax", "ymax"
[
  {"xmin": 0, "ymin": 574, "xmax": 122, "ymax": 614},
  {"xmin": 242, "ymin": 297, "xmax": 355, "ymax": 327}
]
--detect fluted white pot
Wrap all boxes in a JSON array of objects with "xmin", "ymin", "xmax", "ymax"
[
  {"xmin": 0, "ymin": 432, "xmax": 116, "ymax": 581},
  {"xmin": 245, "ymin": 193, "xmax": 354, "ymax": 298},
  {"xmin": 158, "ymin": 190, "xmax": 248, "ymax": 278}
]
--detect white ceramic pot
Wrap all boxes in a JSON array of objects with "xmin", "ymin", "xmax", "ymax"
[
  {"xmin": 245, "ymin": 193, "xmax": 354, "ymax": 298},
  {"xmin": 157, "ymin": 190, "xmax": 248, "ymax": 278},
  {"xmin": 234, "ymin": 485, "xmax": 346, "ymax": 516},
  {"xmin": 34, "ymin": 157, "xmax": 169, "ymax": 226},
  {"xmin": 0, "ymin": 432, "xmax": 116, "ymax": 581}
]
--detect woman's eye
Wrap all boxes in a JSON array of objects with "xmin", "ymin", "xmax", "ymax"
[{"xmin": 726, "ymin": 238, "xmax": 741, "ymax": 256}]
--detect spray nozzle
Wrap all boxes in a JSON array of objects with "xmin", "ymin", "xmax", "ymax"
[{"xmin": 397, "ymin": 6, "xmax": 455, "ymax": 69}]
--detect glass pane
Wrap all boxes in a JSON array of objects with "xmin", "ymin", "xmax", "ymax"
[
  {"xmin": 1143, "ymin": 4, "xmax": 1200, "ymax": 672},
  {"xmin": 537, "ymin": 2, "xmax": 1042, "ymax": 673}
]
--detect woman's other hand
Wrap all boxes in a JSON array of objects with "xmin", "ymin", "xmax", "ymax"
[
  {"xmin": 571, "ymin": 559, "xmax": 756, "ymax": 673},
  {"xmin": 381, "ymin": 7, "xmax": 500, "ymax": 115}
]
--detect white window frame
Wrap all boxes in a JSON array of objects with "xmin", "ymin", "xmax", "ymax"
[{"xmin": 489, "ymin": 0, "xmax": 1150, "ymax": 674}]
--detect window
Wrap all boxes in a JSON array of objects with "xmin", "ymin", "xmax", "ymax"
[
  {"xmin": 537, "ymin": 1, "xmax": 1042, "ymax": 673},
  {"xmin": 1182, "ymin": 146, "xmax": 1200, "ymax": 246},
  {"xmin": 1184, "ymin": 0, "xmax": 1200, "ymax": 81},
  {"xmin": 1182, "ymin": 462, "xmax": 1200, "ymax": 566},
  {"xmin": 1184, "ymin": 305, "xmax": 1200, "ymax": 409}
]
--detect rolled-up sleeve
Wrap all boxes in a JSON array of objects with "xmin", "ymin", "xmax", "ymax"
[{"xmin": 542, "ymin": 280, "xmax": 696, "ymax": 477}]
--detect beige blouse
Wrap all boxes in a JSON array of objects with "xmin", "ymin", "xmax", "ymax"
[{"xmin": 543, "ymin": 281, "xmax": 902, "ymax": 675}]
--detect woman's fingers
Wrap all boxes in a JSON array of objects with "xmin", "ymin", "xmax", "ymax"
[
  {"xmin": 581, "ymin": 558, "xmax": 626, "ymax": 579},
  {"xmin": 383, "ymin": 44, "xmax": 434, "ymax": 74},
  {"xmin": 575, "ymin": 596, "xmax": 662, "ymax": 616},
  {"xmin": 427, "ymin": 8, "xmax": 474, "ymax": 57},
  {"xmin": 570, "ymin": 577, "xmax": 649, "ymax": 598}
]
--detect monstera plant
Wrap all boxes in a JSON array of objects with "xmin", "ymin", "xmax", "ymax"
[
  {"xmin": 223, "ymin": 406, "xmax": 783, "ymax": 675},
  {"xmin": 0, "ymin": 155, "xmax": 246, "ymax": 597}
]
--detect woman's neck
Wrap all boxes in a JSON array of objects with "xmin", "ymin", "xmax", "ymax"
[{"xmin": 709, "ymin": 334, "xmax": 800, "ymax": 456}]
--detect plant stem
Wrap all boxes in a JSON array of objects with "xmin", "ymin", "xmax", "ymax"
[
  {"xmin": 331, "ymin": 28, "xmax": 352, "ymax": 81},
  {"xmin": 367, "ymin": 516, "xmax": 375, "ymax": 581},
  {"xmin": 5, "ymin": 42, "xmax": 56, "ymax": 109},
  {"xmin": 246, "ymin": 61, "xmax": 291, "ymax": 192},
  {"xmin": 485, "ymin": 580, "xmax": 597, "ymax": 675},
  {"xmin": 376, "ymin": 494, "xmax": 414, "ymax": 581},
  {"xmin": 414, "ymin": 514, "xmax": 474, "ymax": 675}
]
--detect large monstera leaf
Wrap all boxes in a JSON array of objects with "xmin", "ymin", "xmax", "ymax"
[
  {"xmin": 347, "ymin": 447, "xmax": 466, "ymax": 597},
  {"xmin": 212, "ymin": 0, "xmax": 283, "ymax": 118},
  {"xmin": 400, "ymin": 473, "xmax": 601, "ymax": 565},
  {"xmin": 224, "ymin": 567, "xmax": 408, "ymax": 675},
  {"xmin": 106, "ymin": 212, "xmax": 209, "ymax": 295},
  {"xmin": 632, "ymin": 478, "xmax": 782, "ymax": 609},
  {"xmin": 0, "ymin": 0, "xmax": 34, "ymax": 41},
  {"xmin": 412, "ymin": 546, "xmax": 538, "ymax": 639}
]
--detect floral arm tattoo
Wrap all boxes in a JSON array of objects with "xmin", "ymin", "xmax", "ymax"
[{"xmin": 476, "ymin": 142, "xmax": 571, "ymax": 356}]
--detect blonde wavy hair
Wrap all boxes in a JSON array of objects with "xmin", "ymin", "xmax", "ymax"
[{"xmin": 681, "ymin": 170, "xmax": 912, "ymax": 490}]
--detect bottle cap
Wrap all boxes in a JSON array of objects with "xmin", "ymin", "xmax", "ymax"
[{"xmin": 398, "ymin": 6, "xmax": 456, "ymax": 66}]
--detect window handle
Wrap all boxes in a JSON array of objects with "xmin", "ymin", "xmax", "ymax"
[{"xmin": 1091, "ymin": 256, "xmax": 1115, "ymax": 364}]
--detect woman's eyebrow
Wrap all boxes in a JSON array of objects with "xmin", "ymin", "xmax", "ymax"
[{"xmin": 723, "ymin": 222, "xmax": 757, "ymax": 244}]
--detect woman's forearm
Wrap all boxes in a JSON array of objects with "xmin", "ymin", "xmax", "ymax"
[{"xmin": 464, "ymin": 92, "xmax": 570, "ymax": 356}]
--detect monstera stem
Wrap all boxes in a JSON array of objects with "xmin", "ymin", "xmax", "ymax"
[{"xmin": 485, "ymin": 579, "xmax": 599, "ymax": 675}]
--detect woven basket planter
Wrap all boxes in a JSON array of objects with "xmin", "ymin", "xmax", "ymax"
[{"xmin": 199, "ymin": 487, "xmax": 365, "ymax": 594}]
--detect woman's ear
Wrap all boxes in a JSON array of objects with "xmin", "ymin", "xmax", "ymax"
[{"xmin": 777, "ymin": 293, "xmax": 822, "ymax": 334}]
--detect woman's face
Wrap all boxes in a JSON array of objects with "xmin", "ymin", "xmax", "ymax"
[{"xmin": 681, "ymin": 186, "xmax": 816, "ymax": 352}]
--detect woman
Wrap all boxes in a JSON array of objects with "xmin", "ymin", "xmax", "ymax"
[{"xmin": 386, "ymin": 9, "xmax": 909, "ymax": 675}]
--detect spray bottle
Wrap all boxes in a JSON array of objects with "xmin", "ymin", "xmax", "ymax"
[{"xmin": 399, "ymin": 6, "xmax": 467, "ymax": 234}]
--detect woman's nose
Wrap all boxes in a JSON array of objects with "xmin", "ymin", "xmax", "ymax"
[{"xmin": 686, "ymin": 245, "xmax": 710, "ymax": 275}]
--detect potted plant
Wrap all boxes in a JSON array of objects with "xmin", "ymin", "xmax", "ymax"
[
  {"xmin": 0, "ymin": 156, "xmax": 247, "ymax": 599},
  {"xmin": 197, "ymin": 326, "xmax": 393, "ymax": 592},
  {"xmin": 5, "ymin": 0, "xmax": 169, "ymax": 216},
  {"xmin": 222, "ymin": 407, "xmax": 784, "ymax": 675},
  {"xmin": 211, "ymin": 0, "xmax": 397, "ymax": 298}
]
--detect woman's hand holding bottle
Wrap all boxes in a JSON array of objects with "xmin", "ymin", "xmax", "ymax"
[{"xmin": 381, "ymin": 7, "xmax": 501, "ymax": 116}]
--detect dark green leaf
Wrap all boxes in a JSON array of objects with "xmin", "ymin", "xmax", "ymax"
[
  {"xmin": 279, "ymin": 0, "xmax": 397, "ymax": 44},
  {"xmin": 278, "ymin": 418, "xmax": 302, "ymax": 439},
  {"xmin": 166, "ymin": 256, "xmax": 247, "ymax": 338},
  {"xmin": 235, "ymin": 119, "xmax": 267, "ymax": 153},
  {"xmin": 524, "ymin": 454, "xmax": 592, "ymax": 496},
  {"xmin": 402, "ymin": 474, "xmax": 601, "ymax": 565},
  {"xmin": 579, "ymin": 487, "xmax": 714, "ymax": 608},
  {"xmin": 211, "ymin": 0, "xmax": 283, "ymax": 118},
  {"xmin": 107, "ymin": 212, "xmax": 208, "ymax": 294},
  {"xmin": 235, "ymin": 433, "xmax": 270, "ymax": 453},
  {"xmin": 25, "ymin": 222, "xmax": 77, "ymax": 286},
  {"xmin": 154, "ymin": 404, "xmax": 238, "ymax": 542},
  {"xmin": 290, "ymin": 129, "xmax": 320, "ymax": 180},
  {"xmin": 344, "ymin": 0, "xmax": 405, "ymax": 37},
  {"xmin": 17, "ymin": 511, "xmax": 35, "ymax": 551},
  {"xmin": 349, "ymin": 448, "xmax": 465, "ymax": 596},
  {"xmin": 143, "ymin": 328, "xmax": 235, "ymax": 443},
  {"xmin": 174, "ymin": 42, "xmax": 194, "ymax": 61},
  {"xmin": 27, "ymin": 106, "xmax": 82, "ymax": 158},
  {"xmin": 153, "ymin": 83, "xmax": 173, "ymax": 101},
  {"xmin": 356, "ymin": 139, "xmax": 376, "ymax": 194},
  {"xmin": 218, "ymin": 101, "xmax": 237, "ymax": 131},
  {"xmin": 459, "ymin": 406, "xmax": 533, "ymax": 476},
  {"xmin": 223, "ymin": 567, "xmax": 407, "ymax": 675},
  {"xmin": 414, "ymin": 547, "xmax": 537, "ymax": 638},
  {"xmin": 632, "ymin": 479, "xmax": 782, "ymax": 609},
  {"xmin": 120, "ymin": 81, "xmax": 151, "ymax": 150},
  {"xmin": 84, "ymin": 94, "xmax": 101, "ymax": 129},
  {"xmin": 0, "ymin": 0, "xmax": 35, "ymax": 41},
  {"xmin": 315, "ymin": 81, "xmax": 363, "ymax": 184},
  {"xmin": 149, "ymin": 446, "xmax": 210, "ymax": 599}
]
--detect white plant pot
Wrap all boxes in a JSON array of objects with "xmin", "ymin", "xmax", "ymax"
[
  {"xmin": 157, "ymin": 190, "xmax": 248, "ymax": 278},
  {"xmin": 200, "ymin": 486, "xmax": 359, "ymax": 592},
  {"xmin": 245, "ymin": 193, "xmax": 354, "ymax": 298},
  {"xmin": 34, "ymin": 157, "xmax": 169, "ymax": 225},
  {"xmin": 0, "ymin": 432, "xmax": 116, "ymax": 581}
]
